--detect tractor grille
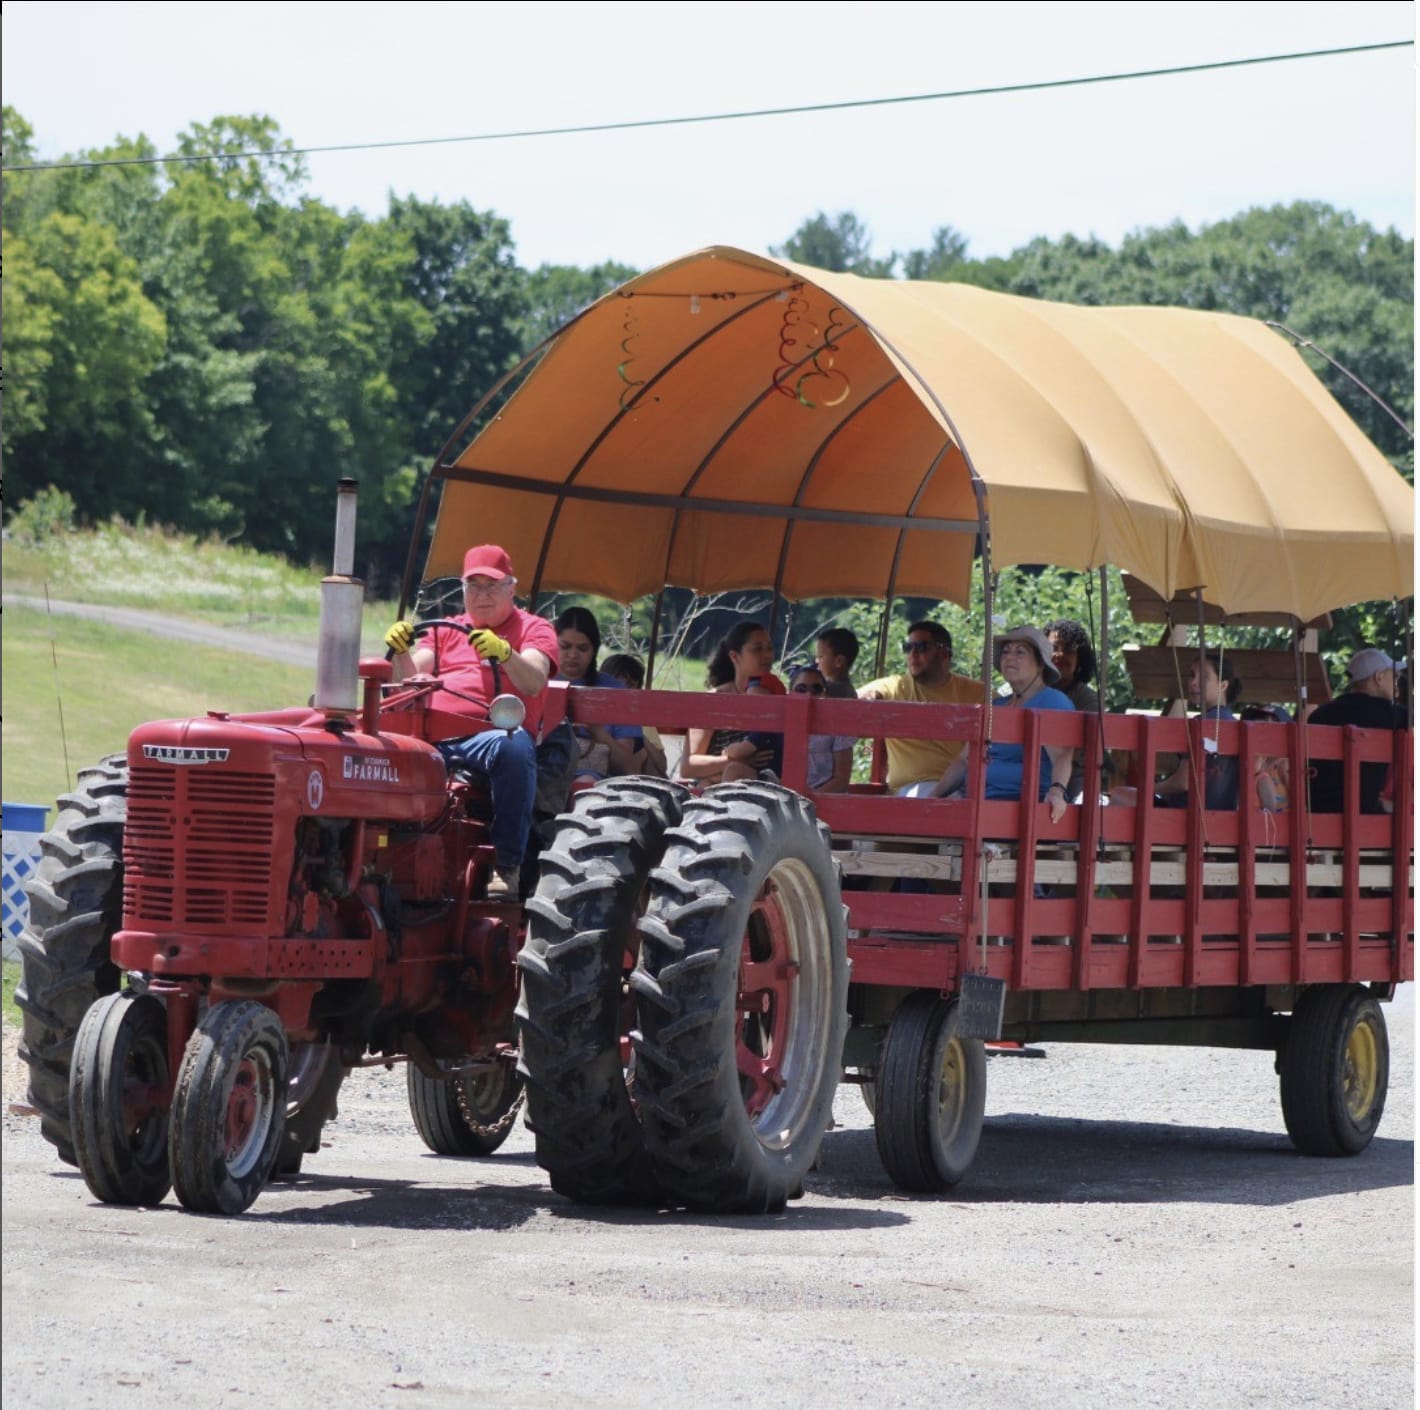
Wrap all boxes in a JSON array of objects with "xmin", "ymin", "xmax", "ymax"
[{"xmin": 124, "ymin": 764, "xmax": 277, "ymax": 930}]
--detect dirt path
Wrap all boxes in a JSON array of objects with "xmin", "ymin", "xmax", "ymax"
[
  {"xmin": 3, "ymin": 593, "xmax": 318, "ymax": 667},
  {"xmin": 2, "ymin": 994, "xmax": 1411, "ymax": 1410}
]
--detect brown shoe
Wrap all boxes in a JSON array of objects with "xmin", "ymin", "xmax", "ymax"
[{"xmin": 486, "ymin": 865, "xmax": 519, "ymax": 900}]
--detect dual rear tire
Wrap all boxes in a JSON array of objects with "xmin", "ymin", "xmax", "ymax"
[{"xmin": 519, "ymin": 780, "xmax": 849, "ymax": 1212}]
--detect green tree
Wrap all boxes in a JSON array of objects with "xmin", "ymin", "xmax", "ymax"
[
  {"xmin": 520, "ymin": 259, "xmax": 638, "ymax": 350},
  {"xmin": 772, "ymin": 211, "xmax": 894, "ymax": 277}
]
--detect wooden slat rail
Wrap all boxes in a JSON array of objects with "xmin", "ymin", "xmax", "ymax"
[{"xmin": 561, "ymin": 688, "xmax": 1413, "ymax": 991}]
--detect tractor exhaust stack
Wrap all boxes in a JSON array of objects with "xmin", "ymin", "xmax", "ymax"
[{"xmin": 315, "ymin": 477, "xmax": 364, "ymax": 714}]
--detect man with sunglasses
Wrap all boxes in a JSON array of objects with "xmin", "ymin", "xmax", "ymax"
[
  {"xmin": 384, "ymin": 544, "xmax": 559, "ymax": 899},
  {"xmin": 858, "ymin": 620, "xmax": 981, "ymax": 796}
]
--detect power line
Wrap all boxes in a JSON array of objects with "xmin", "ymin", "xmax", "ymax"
[{"xmin": 4, "ymin": 39, "xmax": 1409, "ymax": 175}]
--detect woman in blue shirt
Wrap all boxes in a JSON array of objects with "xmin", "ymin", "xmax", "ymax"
[
  {"xmin": 554, "ymin": 607, "xmax": 639, "ymax": 783},
  {"xmin": 931, "ymin": 625, "xmax": 1075, "ymax": 823}
]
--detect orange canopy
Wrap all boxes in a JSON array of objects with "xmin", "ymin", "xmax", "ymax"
[{"xmin": 421, "ymin": 246, "xmax": 1413, "ymax": 620}]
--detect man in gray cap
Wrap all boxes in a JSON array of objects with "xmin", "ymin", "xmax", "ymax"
[{"xmin": 1307, "ymin": 647, "xmax": 1400, "ymax": 814}]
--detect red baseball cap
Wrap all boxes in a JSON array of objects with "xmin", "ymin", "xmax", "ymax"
[{"xmin": 462, "ymin": 545, "xmax": 514, "ymax": 581}]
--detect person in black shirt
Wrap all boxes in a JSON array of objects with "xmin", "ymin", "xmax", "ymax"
[{"xmin": 1307, "ymin": 647, "xmax": 1400, "ymax": 814}]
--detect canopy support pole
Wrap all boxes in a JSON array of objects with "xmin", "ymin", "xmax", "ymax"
[{"xmin": 646, "ymin": 589, "xmax": 666, "ymax": 687}]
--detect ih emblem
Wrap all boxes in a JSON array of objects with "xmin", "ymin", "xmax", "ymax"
[{"xmin": 307, "ymin": 770, "xmax": 325, "ymax": 810}]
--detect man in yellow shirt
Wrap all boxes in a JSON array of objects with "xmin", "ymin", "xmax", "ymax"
[{"xmin": 859, "ymin": 620, "xmax": 982, "ymax": 795}]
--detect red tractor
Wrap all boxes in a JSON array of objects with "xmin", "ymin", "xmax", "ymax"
[{"xmin": 17, "ymin": 482, "xmax": 537, "ymax": 1213}]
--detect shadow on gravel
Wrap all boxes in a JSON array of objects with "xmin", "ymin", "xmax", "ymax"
[
  {"xmin": 810, "ymin": 1119, "xmax": 1414, "ymax": 1207},
  {"xmin": 238, "ymin": 1172, "xmax": 911, "ymax": 1232},
  {"xmin": 241, "ymin": 1172, "xmax": 546, "ymax": 1231}
]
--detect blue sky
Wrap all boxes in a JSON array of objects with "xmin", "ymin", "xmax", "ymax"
[{"xmin": 4, "ymin": 0, "xmax": 1413, "ymax": 270}]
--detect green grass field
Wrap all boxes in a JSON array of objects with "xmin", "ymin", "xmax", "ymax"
[
  {"xmin": 3, "ymin": 961, "xmax": 19, "ymax": 1029},
  {"xmin": 3, "ymin": 605, "xmax": 316, "ymax": 818}
]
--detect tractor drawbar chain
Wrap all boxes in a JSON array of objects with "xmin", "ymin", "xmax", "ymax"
[{"xmin": 455, "ymin": 1080, "xmax": 526, "ymax": 1140}]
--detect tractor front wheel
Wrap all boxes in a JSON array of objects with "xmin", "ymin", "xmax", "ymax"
[
  {"xmin": 69, "ymin": 990, "xmax": 172, "ymax": 1207},
  {"xmin": 273, "ymin": 1040, "xmax": 345, "ymax": 1176},
  {"xmin": 170, "ymin": 1002, "xmax": 288, "ymax": 1214}
]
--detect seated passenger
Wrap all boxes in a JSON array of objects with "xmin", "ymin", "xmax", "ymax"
[
  {"xmin": 859, "ymin": 621, "xmax": 981, "ymax": 797},
  {"xmin": 384, "ymin": 543, "xmax": 556, "ymax": 898},
  {"xmin": 814, "ymin": 626, "xmax": 861, "ymax": 699},
  {"xmin": 930, "ymin": 625, "xmax": 1074, "ymax": 822},
  {"xmin": 1240, "ymin": 704, "xmax": 1291, "ymax": 812},
  {"xmin": 788, "ymin": 665, "xmax": 855, "ymax": 792},
  {"xmin": 600, "ymin": 652, "xmax": 668, "ymax": 777},
  {"xmin": 1307, "ymin": 647, "xmax": 1401, "ymax": 814},
  {"xmin": 1045, "ymin": 617, "xmax": 1101, "ymax": 801},
  {"xmin": 684, "ymin": 621, "xmax": 781, "ymax": 784},
  {"xmin": 554, "ymin": 607, "xmax": 638, "ymax": 785},
  {"xmin": 1154, "ymin": 653, "xmax": 1241, "ymax": 811}
]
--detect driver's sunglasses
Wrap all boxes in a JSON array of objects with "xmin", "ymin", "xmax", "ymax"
[
  {"xmin": 792, "ymin": 682, "xmax": 825, "ymax": 695},
  {"xmin": 902, "ymin": 639, "xmax": 943, "ymax": 655},
  {"xmin": 464, "ymin": 576, "xmax": 513, "ymax": 596}
]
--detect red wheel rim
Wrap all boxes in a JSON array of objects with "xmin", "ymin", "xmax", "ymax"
[{"xmin": 735, "ymin": 880, "xmax": 801, "ymax": 1116}]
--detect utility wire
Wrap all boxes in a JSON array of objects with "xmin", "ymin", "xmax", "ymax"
[{"xmin": 4, "ymin": 39, "xmax": 1410, "ymax": 175}]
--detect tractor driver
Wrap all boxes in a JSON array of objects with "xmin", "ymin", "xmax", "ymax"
[{"xmin": 384, "ymin": 545, "xmax": 559, "ymax": 899}]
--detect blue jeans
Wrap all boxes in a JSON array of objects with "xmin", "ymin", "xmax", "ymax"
[{"xmin": 437, "ymin": 728, "xmax": 536, "ymax": 869}]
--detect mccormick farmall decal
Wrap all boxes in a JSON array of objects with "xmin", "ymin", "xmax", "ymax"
[{"xmin": 143, "ymin": 745, "xmax": 231, "ymax": 765}]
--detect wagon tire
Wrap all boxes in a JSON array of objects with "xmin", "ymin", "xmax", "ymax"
[
  {"xmin": 1280, "ymin": 984, "xmax": 1389, "ymax": 1156},
  {"xmin": 407, "ymin": 1059, "xmax": 523, "ymax": 1156},
  {"xmin": 517, "ymin": 777, "xmax": 688, "ymax": 1203},
  {"xmin": 874, "ymin": 991, "xmax": 986, "ymax": 1193},
  {"xmin": 631, "ymin": 782, "xmax": 848, "ymax": 1213},
  {"xmin": 170, "ymin": 1001, "xmax": 288, "ymax": 1215},
  {"xmin": 69, "ymin": 990, "xmax": 172, "ymax": 1206},
  {"xmin": 15, "ymin": 754, "xmax": 128, "ymax": 1165}
]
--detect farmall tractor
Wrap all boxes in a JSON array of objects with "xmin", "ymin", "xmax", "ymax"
[{"xmin": 17, "ymin": 479, "xmax": 844, "ymax": 1216}]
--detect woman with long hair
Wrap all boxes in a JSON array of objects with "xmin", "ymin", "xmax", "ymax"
[
  {"xmin": 684, "ymin": 619, "xmax": 780, "ymax": 783},
  {"xmin": 554, "ymin": 606, "xmax": 637, "ymax": 783}
]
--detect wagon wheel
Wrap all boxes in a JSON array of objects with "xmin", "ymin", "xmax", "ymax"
[
  {"xmin": 69, "ymin": 990, "xmax": 172, "ymax": 1207},
  {"xmin": 873, "ymin": 991, "xmax": 987, "ymax": 1193},
  {"xmin": 1280, "ymin": 984, "xmax": 1390, "ymax": 1156},
  {"xmin": 169, "ymin": 1001, "xmax": 289, "ymax": 1215},
  {"xmin": 631, "ymin": 782, "xmax": 848, "ymax": 1213}
]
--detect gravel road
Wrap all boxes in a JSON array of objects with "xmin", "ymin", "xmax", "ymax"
[{"xmin": 2, "ymin": 990, "xmax": 1411, "ymax": 1410}]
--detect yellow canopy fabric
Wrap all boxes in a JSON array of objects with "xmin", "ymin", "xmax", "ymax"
[{"xmin": 425, "ymin": 246, "xmax": 1413, "ymax": 620}]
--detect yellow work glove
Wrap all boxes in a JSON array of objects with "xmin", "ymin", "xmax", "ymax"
[
  {"xmin": 468, "ymin": 626, "xmax": 512, "ymax": 664},
  {"xmin": 384, "ymin": 620, "xmax": 416, "ymax": 655}
]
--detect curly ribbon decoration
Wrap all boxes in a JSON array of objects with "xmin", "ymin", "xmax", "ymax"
[
  {"xmin": 794, "ymin": 304, "xmax": 852, "ymax": 409},
  {"xmin": 616, "ymin": 293, "xmax": 647, "ymax": 411},
  {"xmin": 771, "ymin": 298, "xmax": 852, "ymax": 409},
  {"xmin": 771, "ymin": 294, "xmax": 817, "ymax": 401}
]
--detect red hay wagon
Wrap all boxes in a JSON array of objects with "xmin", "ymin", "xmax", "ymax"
[{"xmin": 417, "ymin": 247, "xmax": 1413, "ymax": 1204}]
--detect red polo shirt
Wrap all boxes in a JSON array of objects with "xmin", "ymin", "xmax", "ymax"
[{"xmin": 423, "ymin": 609, "xmax": 559, "ymax": 739}]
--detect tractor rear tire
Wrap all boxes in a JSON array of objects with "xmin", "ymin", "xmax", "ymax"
[
  {"xmin": 273, "ymin": 1041, "xmax": 345, "ymax": 1176},
  {"xmin": 874, "ymin": 992, "xmax": 986, "ymax": 1193},
  {"xmin": 407, "ymin": 1059, "xmax": 523, "ymax": 1156},
  {"xmin": 516, "ymin": 777, "xmax": 687, "ymax": 1203},
  {"xmin": 1280, "ymin": 985, "xmax": 1389, "ymax": 1156},
  {"xmin": 16, "ymin": 755, "xmax": 128, "ymax": 1165},
  {"xmin": 69, "ymin": 990, "xmax": 172, "ymax": 1207},
  {"xmin": 631, "ymin": 783, "xmax": 848, "ymax": 1213},
  {"xmin": 170, "ymin": 1001, "xmax": 288, "ymax": 1215}
]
